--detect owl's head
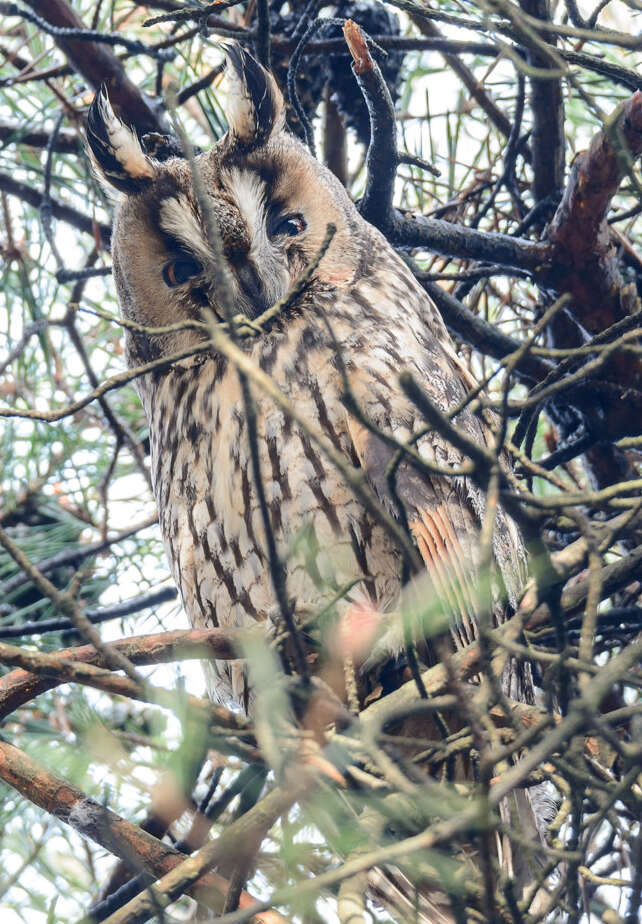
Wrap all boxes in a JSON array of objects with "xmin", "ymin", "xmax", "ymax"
[{"xmin": 87, "ymin": 45, "xmax": 369, "ymax": 364}]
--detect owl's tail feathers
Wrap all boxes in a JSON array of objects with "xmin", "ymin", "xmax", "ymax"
[
  {"xmin": 497, "ymin": 780, "xmax": 557, "ymax": 915},
  {"xmin": 361, "ymin": 782, "xmax": 554, "ymax": 923},
  {"xmin": 367, "ymin": 866, "xmax": 459, "ymax": 924}
]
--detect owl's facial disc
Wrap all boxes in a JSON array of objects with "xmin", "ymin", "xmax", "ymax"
[
  {"xmin": 90, "ymin": 44, "xmax": 366, "ymax": 358},
  {"xmin": 218, "ymin": 165, "xmax": 305, "ymax": 318},
  {"xmin": 137, "ymin": 165, "xmax": 304, "ymax": 322}
]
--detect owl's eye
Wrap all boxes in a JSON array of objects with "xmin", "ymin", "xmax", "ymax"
[
  {"xmin": 163, "ymin": 256, "xmax": 201, "ymax": 287},
  {"xmin": 268, "ymin": 213, "xmax": 306, "ymax": 238}
]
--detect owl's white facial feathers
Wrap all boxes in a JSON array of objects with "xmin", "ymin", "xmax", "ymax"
[
  {"xmin": 151, "ymin": 167, "xmax": 290, "ymax": 317},
  {"xmin": 223, "ymin": 168, "xmax": 290, "ymax": 312},
  {"xmin": 224, "ymin": 169, "xmax": 266, "ymax": 239},
  {"xmin": 159, "ymin": 195, "xmax": 211, "ymax": 265}
]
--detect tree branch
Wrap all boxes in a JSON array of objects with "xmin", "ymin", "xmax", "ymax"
[
  {"xmin": 0, "ymin": 172, "xmax": 111, "ymax": 245},
  {"xmin": 0, "ymin": 627, "xmax": 245, "ymax": 720},
  {"xmin": 94, "ymin": 780, "xmax": 304, "ymax": 924},
  {"xmin": 545, "ymin": 91, "xmax": 642, "ymax": 447},
  {"xmin": 408, "ymin": 14, "xmax": 515, "ymax": 145},
  {"xmin": 548, "ymin": 91, "xmax": 642, "ymax": 330},
  {"xmin": 346, "ymin": 21, "xmax": 549, "ymax": 272},
  {"xmin": 0, "ymin": 739, "xmax": 284, "ymax": 924},
  {"xmin": 20, "ymin": 0, "xmax": 168, "ymax": 134},
  {"xmin": 518, "ymin": 0, "xmax": 565, "ymax": 205},
  {"xmin": 0, "ymin": 587, "xmax": 177, "ymax": 638},
  {"xmin": 414, "ymin": 270, "xmax": 555, "ymax": 382},
  {"xmin": 0, "ymin": 120, "xmax": 80, "ymax": 151},
  {"xmin": 344, "ymin": 20, "xmax": 397, "ymax": 229},
  {"xmin": 391, "ymin": 213, "xmax": 551, "ymax": 271}
]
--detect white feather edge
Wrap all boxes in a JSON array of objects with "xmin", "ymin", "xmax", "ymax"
[
  {"xmin": 95, "ymin": 91, "xmax": 155, "ymax": 181},
  {"xmin": 159, "ymin": 197, "xmax": 211, "ymax": 264},
  {"xmin": 220, "ymin": 45, "xmax": 285, "ymax": 142},
  {"xmin": 222, "ymin": 55, "xmax": 258, "ymax": 144}
]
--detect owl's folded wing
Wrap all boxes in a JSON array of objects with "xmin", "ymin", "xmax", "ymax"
[{"xmin": 345, "ymin": 412, "xmax": 523, "ymax": 654}]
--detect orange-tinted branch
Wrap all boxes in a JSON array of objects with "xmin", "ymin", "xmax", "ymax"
[
  {"xmin": 343, "ymin": 19, "xmax": 374, "ymax": 75},
  {"xmin": 0, "ymin": 739, "xmax": 285, "ymax": 923},
  {"xmin": 548, "ymin": 91, "xmax": 642, "ymax": 331},
  {"xmin": 0, "ymin": 626, "xmax": 243, "ymax": 719}
]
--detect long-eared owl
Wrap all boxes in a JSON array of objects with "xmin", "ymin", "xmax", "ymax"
[{"xmin": 87, "ymin": 43, "xmax": 547, "ymax": 917}]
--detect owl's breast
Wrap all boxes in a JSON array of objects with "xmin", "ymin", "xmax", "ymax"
[{"xmin": 142, "ymin": 331, "xmax": 401, "ymax": 705}]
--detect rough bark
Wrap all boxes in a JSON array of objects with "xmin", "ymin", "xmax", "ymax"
[
  {"xmin": 0, "ymin": 626, "xmax": 243, "ymax": 719},
  {"xmin": 545, "ymin": 91, "xmax": 642, "ymax": 446},
  {"xmin": 0, "ymin": 739, "xmax": 285, "ymax": 923}
]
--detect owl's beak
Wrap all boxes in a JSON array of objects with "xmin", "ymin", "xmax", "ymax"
[{"xmin": 232, "ymin": 259, "xmax": 272, "ymax": 318}]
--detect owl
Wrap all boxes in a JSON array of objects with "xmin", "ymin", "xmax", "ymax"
[{"xmin": 87, "ymin": 44, "xmax": 546, "ymax": 919}]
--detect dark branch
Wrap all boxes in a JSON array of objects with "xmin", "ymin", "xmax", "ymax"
[
  {"xmin": 392, "ymin": 214, "xmax": 551, "ymax": 272},
  {"xmin": 543, "ymin": 91, "xmax": 642, "ymax": 448},
  {"xmin": 344, "ymin": 20, "xmax": 398, "ymax": 229},
  {"xmin": 0, "ymin": 587, "xmax": 179, "ymax": 640},
  {"xmin": 518, "ymin": 0, "xmax": 565, "ymax": 205},
  {"xmin": 414, "ymin": 269, "xmax": 554, "ymax": 383},
  {"xmin": 255, "ymin": 0, "xmax": 271, "ymax": 69},
  {"xmin": 548, "ymin": 91, "xmax": 642, "ymax": 330},
  {"xmin": 20, "ymin": 0, "xmax": 168, "ymax": 134},
  {"xmin": 0, "ymin": 120, "xmax": 80, "ymax": 152},
  {"xmin": 1, "ymin": 2, "xmax": 175, "ymax": 61},
  {"xmin": 0, "ymin": 172, "xmax": 111, "ymax": 245}
]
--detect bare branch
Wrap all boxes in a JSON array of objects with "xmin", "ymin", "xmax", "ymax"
[
  {"xmin": 0, "ymin": 627, "xmax": 246, "ymax": 720},
  {"xmin": 19, "ymin": 0, "xmax": 168, "ymax": 133},
  {"xmin": 0, "ymin": 171, "xmax": 111, "ymax": 245},
  {"xmin": 0, "ymin": 739, "xmax": 282, "ymax": 923}
]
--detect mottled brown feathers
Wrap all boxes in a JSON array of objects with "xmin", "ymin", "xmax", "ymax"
[
  {"xmin": 90, "ymin": 46, "xmax": 541, "ymax": 920},
  {"xmin": 88, "ymin": 49, "xmax": 529, "ymax": 700}
]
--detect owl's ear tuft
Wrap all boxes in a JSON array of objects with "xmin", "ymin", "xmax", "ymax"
[
  {"xmin": 222, "ymin": 43, "xmax": 285, "ymax": 147},
  {"xmin": 87, "ymin": 86, "xmax": 156, "ymax": 193}
]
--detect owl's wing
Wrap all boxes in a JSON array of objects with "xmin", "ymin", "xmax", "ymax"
[
  {"xmin": 345, "ymin": 407, "xmax": 548, "ymax": 914},
  {"xmin": 336, "ymin": 259, "xmax": 526, "ymax": 644},
  {"xmin": 346, "ymin": 413, "xmax": 486, "ymax": 651},
  {"xmin": 344, "ymin": 375, "xmax": 529, "ymax": 649},
  {"xmin": 341, "ymin": 305, "xmax": 549, "ymax": 910}
]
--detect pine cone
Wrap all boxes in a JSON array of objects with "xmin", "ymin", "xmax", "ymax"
[{"xmin": 326, "ymin": 0, "xmax": 405, "ymax": 144}]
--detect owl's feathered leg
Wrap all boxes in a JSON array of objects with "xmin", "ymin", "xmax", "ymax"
[
  {"xmin": 331, "ymin": 595, "xmax": 553, "ymax": 920},
  {"xmin": 368, "ymin": 866, "xmax": 460, "ymax": 924}
]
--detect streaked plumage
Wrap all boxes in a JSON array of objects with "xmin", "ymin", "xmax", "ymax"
[{"xmin": 88, "ymin": 45, "xmax": 546, "ymax": 920}]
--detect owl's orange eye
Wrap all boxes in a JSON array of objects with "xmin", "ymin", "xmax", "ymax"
[
  {"xmin": 269, "ymin": 213, "xmax": 306, "ymax": 238},
  {"xmin": 163, "ymin": 256, "xmax": 201, "ymax": 287}
]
